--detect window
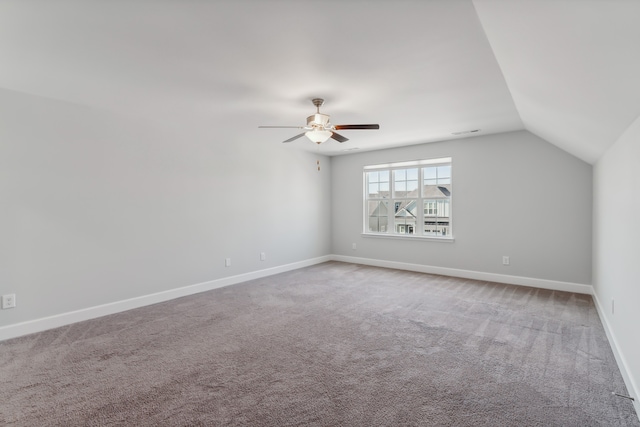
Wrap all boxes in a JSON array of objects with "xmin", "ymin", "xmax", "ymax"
[{"xmin": 364, "ymin": 157, "xmax": 452, "ymax": 238}]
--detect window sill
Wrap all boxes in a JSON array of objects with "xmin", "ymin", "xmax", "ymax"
[{"xmin": 361, "ymin": 233, "xmax": 455, "ymax": 243}]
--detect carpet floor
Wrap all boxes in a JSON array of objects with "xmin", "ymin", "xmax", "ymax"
[{"xmin": 1, "ymin": 261, "xmax": 638, "ymax": 426}]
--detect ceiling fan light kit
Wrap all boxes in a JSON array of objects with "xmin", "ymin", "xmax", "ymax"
[
  {"xmin": 305, "ymin": 129, "xmax": 333, "ymax": 144},
  {"xmin": 259, "ymin": 98, "xmax": 379, "ymax": 145}
]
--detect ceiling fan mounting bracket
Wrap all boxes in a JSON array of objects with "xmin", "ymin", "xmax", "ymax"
[{"xmin": 311, "ymin": 98, "xmax": 325, "ymax": 111}]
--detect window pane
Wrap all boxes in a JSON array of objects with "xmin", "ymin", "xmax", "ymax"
[
  {"xmin": 437, "ymin": 165, "xmax": 451, "ymax": 179},
  {"xmin": 368, "ymin": 200, "xmax": 388, "ymax": 233},
  {"xmin": 367, "ymin": 171, "xmax": 391, "ymax": 198},
  {"xmin": 423, "ymin": 199, "xmax": 450, "ymax": 236},
  {"xmin": 368, "ymin": 183, "xmax": 379, "ymax": 197},
  {"xmin": 394, "ymin": 199, "xmax": 417, "ymax": 234},
  {"xmin": 368, "ymin": 200, "xmax": 385, "ymax": 216},
  {"xmin": 394, "ymin": 168, "xmax": 418, "ymax": 198},
  {"xmin": 437, "ymin": 166, "xmax": 451, "ymax": 185},
  {"xmin": 423, "ymin": 167, "xmax": 437, "ymax": 179}
]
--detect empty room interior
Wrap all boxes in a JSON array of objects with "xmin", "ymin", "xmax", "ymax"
[{"xmin": 1, "ymin": 0, "xmax": 639, "ymax": 425}]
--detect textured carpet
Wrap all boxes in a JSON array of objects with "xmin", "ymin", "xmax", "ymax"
[{"xmin": 1, "ymin": 261, "xmax": 638, "ymax": 426}]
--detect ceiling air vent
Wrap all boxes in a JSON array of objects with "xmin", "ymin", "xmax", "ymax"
[{"xmin": 451, "ymin": 129, "xmax": 480, "ymax": 136}]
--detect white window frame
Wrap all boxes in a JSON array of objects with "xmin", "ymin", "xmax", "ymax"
[{"xmin": 363, "ymin": 157, "xmax": 453, "ymax": 241}]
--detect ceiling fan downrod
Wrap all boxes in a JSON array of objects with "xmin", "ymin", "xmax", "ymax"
[{"xmin": 311, "ymin": 98, "xmax": 325, "ymax": 113}]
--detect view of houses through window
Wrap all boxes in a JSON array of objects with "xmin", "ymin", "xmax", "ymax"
[{"xmin": 364, "ymin": 157, "xmax": 452, "ymax": 238}]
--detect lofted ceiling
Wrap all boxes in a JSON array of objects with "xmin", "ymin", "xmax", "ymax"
[{"xmin": 1, "ymin": 0, "xmax": 639, "ymax": 163}]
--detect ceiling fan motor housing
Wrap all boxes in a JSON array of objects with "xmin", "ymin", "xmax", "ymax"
[{"xmin": 307, "ymin": 113, "xmax": 331, "ymax": 129}]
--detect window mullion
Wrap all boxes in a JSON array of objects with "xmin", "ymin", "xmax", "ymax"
[
  {"xmin": 388, "ymin": 170, "xmax": 395, "ymax": 234},
  {"xmin": 418, "ymin": 167, "xmax": 424, "ymax": 235},
  {"xmin": 363, "ymin": 173, "xmax": 368, "ymax": 233}
]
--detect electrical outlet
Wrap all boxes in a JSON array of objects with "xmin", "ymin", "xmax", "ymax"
[
  {"xmin": 352, "ymin": 243, "xmax": 357, "ymax": 250},
  {"xmin": 502, "ymin": 256, "xmax": 510, "ymax": 266},
  {"xmin": 611, "ymin": 298, "xmax": 615, "ymax": 315},
  {"xmin": 260, "ymin": 252, "xmax": 266, "ymax": 261},
  {"xmin": 2, "ymin": 294, "xmax": 16, "ymax": 309},
  {"xmin": 225, "ymin": 258, "xmax": 231, "ymax": 267}
]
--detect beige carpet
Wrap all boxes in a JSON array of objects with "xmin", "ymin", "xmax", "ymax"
[{"xmin": 1, "ymin": 261, "xmax": 638, "ymax": 426}]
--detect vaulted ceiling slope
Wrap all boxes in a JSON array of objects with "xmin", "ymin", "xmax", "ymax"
[
  {"xmin": 1, "ymin": 1, "xmax": 638, "ymax": 163},
  {"xmin": 473, "ymin": 0, "xmax": 640, "ymax": 164}
]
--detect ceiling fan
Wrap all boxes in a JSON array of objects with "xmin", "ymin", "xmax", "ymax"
[{"xmin": 259, "ymin": 98, "xmax": 379, "ymax": 144}]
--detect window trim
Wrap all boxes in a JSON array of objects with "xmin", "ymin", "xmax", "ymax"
[
  {"xmin": 363, "ymin": 157, "xmax": 454, "ymax": 240},
  {"xmin": 361, "ymin": 232, "xmax": 455, "ymax": 242}
]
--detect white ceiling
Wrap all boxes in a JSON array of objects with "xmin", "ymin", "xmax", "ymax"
[{"xmin": 1, "ymin": 0, "xmax": 639, "ymax": 162}]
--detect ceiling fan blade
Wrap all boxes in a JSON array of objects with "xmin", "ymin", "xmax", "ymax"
[
  {"xmin": 259, "ymin": 126, "xmax": 304, "ymax": 129},
  {"xmin": 331, "ymin": 132, "xmax": 349, "ymax": 143},
  {"xmin": 283, "ymin": 133, "xmax": 306, "ymax": 143},
  {"xmin": 334, "ymin": 124, "xmax": 380, "ymax": 130}
]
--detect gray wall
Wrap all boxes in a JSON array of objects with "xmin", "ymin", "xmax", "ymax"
[
  {"xmin": 331, "ymin": 130, "xmax": 592, "ymax": 284},
  {"xmin": 593, "ymin": 115, "xmax": 640, "ymax": 407},
  {"xmin": 3, "ymin": 87, "xmax": 635, "ymax": 405},
  {"xmin": 0, "ymin": 89, "xmax": 331, "ymax": 327}
]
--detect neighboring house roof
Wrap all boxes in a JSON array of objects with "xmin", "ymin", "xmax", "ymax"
[
  {"xmin": 424, "ymin": 185, "xmax": 451, "ymax": 198},
  {"xmin": 393, "ymin": 185, "xmax": 451, "ymax": 218},
  {"xmin": 369, "ymin": 184, "xmax": 451, "ymax": 218},
  {"xmin": 393, "ymin": 184, "xmax": 451, "ymax": 201}
]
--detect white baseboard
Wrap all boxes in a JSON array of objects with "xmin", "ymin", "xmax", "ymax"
[
  {"xmin": 0, "ymin": 255, "xmax": 593, "ymax": 341},
  {"xmin": 0, "ymin": 256, "xmax": 331, "ymax": 342},
  {"xmin": 330, "ymin": 255, "xmax": 593, "ymax": 295},
  {"xmin": 592, "ymin": 292, "xmax": 640, "ymax": 419}
]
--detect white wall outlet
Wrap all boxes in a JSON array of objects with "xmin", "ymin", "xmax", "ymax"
[
  {"xmin": 611, "ymin": 298, "xmax": 615, "ymax": 315},
  {"xmin": 502, "ymin": 256, "xmax": 510, "ymax": 266},
  {"xmin": 225, "ymin": 258, "xmax": 231, "ymax": 267},
  {"xmin": 352, "ymin": 243, "xmax": 357, "ymax": 250},
  {"xmin": 260, "ymin": 252, "xmax": 266, "ymax": 261},
  {"xmin": 2, "ymin": 294, "xmax": 16, "ymax": 309}
]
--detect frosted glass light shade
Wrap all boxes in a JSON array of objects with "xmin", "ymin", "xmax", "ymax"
[{"xmin": 305, "ymin": 130, "xmax": 332, "ymax": 144}]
